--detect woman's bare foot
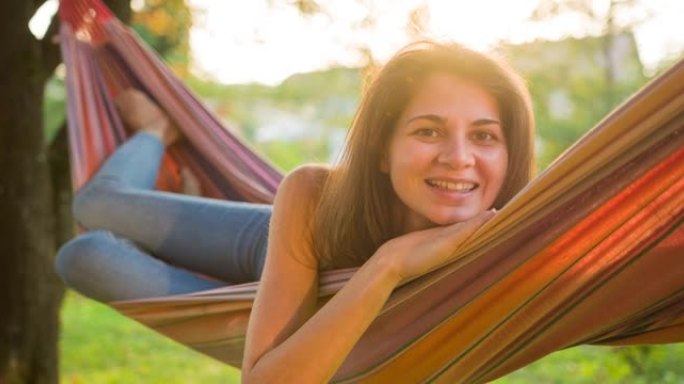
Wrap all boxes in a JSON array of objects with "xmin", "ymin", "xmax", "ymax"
[
  {"xmin": 180, "ymin": 167, "xmax": 202, "ymax": 196},
  {"xmin": 114, "ymin": 89, "xmax": 180, "ymax": 146}
]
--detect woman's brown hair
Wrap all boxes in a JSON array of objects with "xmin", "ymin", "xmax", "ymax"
[{"xmin": 314, "ymin": 41, "xmax": 535, "ymax": 269}]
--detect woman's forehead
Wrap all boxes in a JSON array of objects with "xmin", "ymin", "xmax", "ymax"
[{"xmin": 400, "ymin": 73, "xmax": 500, "ymax": 120}]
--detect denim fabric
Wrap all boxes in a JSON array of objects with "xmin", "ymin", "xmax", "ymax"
[{"xmin": 55, "ymin": 132, "xmax": 271, "ymax": 302}]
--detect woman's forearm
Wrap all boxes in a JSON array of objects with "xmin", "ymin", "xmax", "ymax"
[{"xmin": 242, "ymin": 251, "xmax": 400, "ymax": 383}]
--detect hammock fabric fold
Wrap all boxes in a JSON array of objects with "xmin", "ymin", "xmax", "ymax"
[{"xmin": 58, "ymin": 0, "xmax": 684, "ymax": 382}]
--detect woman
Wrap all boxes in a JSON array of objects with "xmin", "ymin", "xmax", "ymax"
[{"xmin": 56, "ymin": 41, "xmax": 534, "ymax": 381}]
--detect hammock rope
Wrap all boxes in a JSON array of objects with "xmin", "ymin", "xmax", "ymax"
[{"xmin": 58, "ymin": 0, "xmax": 684, "ymax": 382}]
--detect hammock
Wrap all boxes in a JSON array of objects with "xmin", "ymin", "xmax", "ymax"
[{"xmin": 58, "ymin": 0, "xmax": 684, "ymax": 382}]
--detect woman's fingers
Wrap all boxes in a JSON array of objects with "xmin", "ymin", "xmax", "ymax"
[
  {"xmin": 392, "ymin": 210, "xmax": 497, "ymax": 280},
  {"xmin": 450, "ymin": 210, "xmax": 496, "ymax": 238},
  {"xmin": 432, "ymin": 210, "xmax": 495, "ymax": 254}
]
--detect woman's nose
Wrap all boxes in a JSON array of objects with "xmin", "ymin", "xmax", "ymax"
[{"xmin": 437, "ymin": 136, "xmax": 475, "ymax": 168}]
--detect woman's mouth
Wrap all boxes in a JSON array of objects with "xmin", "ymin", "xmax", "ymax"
[{"xmin": 425, "ymin": 179, "xmax": 478, "ymax": 192}]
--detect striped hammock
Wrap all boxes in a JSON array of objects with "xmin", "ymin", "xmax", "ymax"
[{"xmin": 59, "ymin": 0, "xmax": 684, "ymax": 382}]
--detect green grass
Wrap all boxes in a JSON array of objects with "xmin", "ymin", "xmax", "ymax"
[
  {"xmin": 495, "ymin": 344, "xmax": 684, "ymax": 384},
  {"xmin": 59, "ymin": 292, "xmax": 240, "ymax": 383},
  {"xmin": 61, "ymin": 291, "xmax": 684, "ymax": 383}
]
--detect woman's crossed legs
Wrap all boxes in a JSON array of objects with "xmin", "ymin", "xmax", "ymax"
[{"xmin": 55, "ymin": 132, "xmax": 271, "ymax": 302}]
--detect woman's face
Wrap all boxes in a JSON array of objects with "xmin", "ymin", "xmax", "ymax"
[{"xmin": 383, "ymin": 73, "xmax": 508, "ymax": 232}]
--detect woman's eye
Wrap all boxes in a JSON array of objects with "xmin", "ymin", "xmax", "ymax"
[
  {"xmin": 414, "ymin": 128, "xmax": 439, "ymax": 137},
  {"xmin": 472, "ymin": 131, "xmax": 497, "ymax": 142}
]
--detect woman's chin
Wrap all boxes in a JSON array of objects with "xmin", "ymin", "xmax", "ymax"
[
  {"xmin": 429, "ymin": 210, "xmax": 483, "ymax": 226},
  {"xmin": 404, "ymin": 208, "xmax": 487, "ymax": 232}
]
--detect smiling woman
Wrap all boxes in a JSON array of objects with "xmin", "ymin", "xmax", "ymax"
[{"xmin": 240, "ymin": 41, "xmax": 534, "ymax": 382}]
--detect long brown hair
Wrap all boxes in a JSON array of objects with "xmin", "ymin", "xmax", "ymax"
[{"xmin": 314, "ymin": 41, "xmax": 535, "ymax": 269}]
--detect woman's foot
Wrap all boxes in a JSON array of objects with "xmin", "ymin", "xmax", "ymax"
[{"xmin": 114, "ymin": 89, "xmax": 180, "ymax": 146}]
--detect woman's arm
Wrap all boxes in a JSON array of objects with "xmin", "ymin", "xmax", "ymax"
[
  {"xmin": 242, "ymin": 165, "xmax": 494, "ymax": 383},
  {"xmin": 242, "ymin": 164, "xmax": 401, "ymax": 383}
]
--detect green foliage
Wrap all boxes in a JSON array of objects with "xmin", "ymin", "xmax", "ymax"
[
  {"xmin": 132, "ymin": 0, "xmax": 192, "ymax": 75},
  {"xmin": 499, "ymin": 34, "xmax": 647, "ymax": 169},
  {"xmin": 60, "ymin": 292, "xmax": 240, "ymax": 383},
  {"xmin": 495, "ymin": 344, "xmax": 684, "ymax": 383},
  {"xmin": 185, "ymin": 67, "xmax": 361, "ymax": 170},
  {"xmin": 275, "ymin": 67, "xmax": 362, "ymax": 106},
  {"xmin": 256, "ymin": 139, "xmax": 331, "ymax": 171},
  {"xmin": 44, "ymin": 75, "xmax": 66, "ymax": 144}
]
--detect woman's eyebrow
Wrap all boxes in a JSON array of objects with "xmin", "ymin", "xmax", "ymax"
[
  {"xmin": 406, "ymin": 114, "xmax": 446, "ymax": 124},
  {"xmin": 473, "ymin": 118, "xmax": 501, "ymax": 126},
  {"xmin": 405, "ymin": 115, "xmax": 501, "ymax": 127}
]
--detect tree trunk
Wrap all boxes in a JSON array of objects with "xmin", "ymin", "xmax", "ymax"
[
  {"xmin": 0, "ymin": 2, "xmax": 59, "ymax": 382},
  {"xmin": 0, "ymin": 1, "xmax": 130, "ymax": 382}
]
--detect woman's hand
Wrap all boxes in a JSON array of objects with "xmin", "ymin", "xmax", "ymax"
[
  {"xmin": 114, "ymin": 89, "xmax": 179, "ymax": 146},
  {"xmin": 376, "ymin": 210, "xmax": 495, "ymax": 282}
]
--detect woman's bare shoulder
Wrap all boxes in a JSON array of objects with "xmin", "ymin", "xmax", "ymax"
[
  {"xmin": 284, "ymin": 163, "xmax": 332, "ymax": 185},
  {"xmin": 279, "ymin": 163, "xmax": 332, "ymax": 203},
  {"xmin": 270, "ymin": 164, "xmax": 332, "ymax": 269}
]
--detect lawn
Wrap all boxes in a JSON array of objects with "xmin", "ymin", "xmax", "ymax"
[
  {"xmin": 60, "ymin": 291, "xmax": 684, "ymax": 383},
  {"xmin": 59, "ymin": 292, "xmax": 240, "ymax": 383}
]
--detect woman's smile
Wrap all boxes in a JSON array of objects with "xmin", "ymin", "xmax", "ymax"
[
  {"xmin": 384, "ymin": 73, "xmax": 508, "ymax": 232},
  {"xmin": 425, "ymin": 178, "xmax": 478, "ymax": 193}
]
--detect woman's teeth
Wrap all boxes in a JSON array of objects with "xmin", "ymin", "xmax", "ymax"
[{"xmin": 426, "ymin": 179, "xmax": 477, "ymax": 192}]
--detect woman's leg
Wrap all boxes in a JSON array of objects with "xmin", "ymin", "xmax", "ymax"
[
  {"xmin": 56, "ymin": 231, "xmax": 224, "ymax": 302},
  {"xmin": 65, "ymin": 132, "xmax": 271, "ymax": 284}
]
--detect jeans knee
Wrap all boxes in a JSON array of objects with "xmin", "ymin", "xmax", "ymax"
[
  {"xmin": 71, "ymin": 181, "xmax": 117, "ymax": 229},
  {"xmin": 55, "ymin": 231, "xmax": 118, "ymax": 288}
]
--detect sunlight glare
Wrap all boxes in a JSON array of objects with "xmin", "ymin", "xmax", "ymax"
[
  {"xmin": 29, "ymin": 0, "xmax": 58, "ymax": 39},
  {"xmin": 187, "ymin": 0, "xmax": 684, "ymax": 85},
  {"xmin": 427, "ymin": 1, "xmax": 537, "ymax": 50}
]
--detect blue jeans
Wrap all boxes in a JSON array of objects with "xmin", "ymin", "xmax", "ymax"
[{"xmin": 55, "ymin": 132, "xmax": 271, "ymax": 302}]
